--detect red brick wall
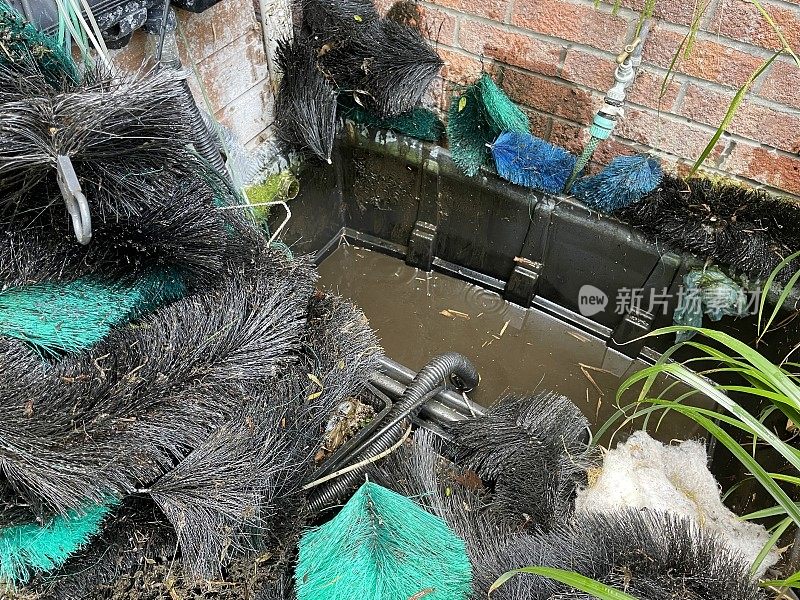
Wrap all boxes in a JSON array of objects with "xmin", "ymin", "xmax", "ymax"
[{"xmin": 381, "ymin": 0, "xmax": 800, "ymax": 198}]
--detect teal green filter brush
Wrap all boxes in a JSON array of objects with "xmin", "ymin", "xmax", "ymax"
[
  {"xmin": 339, "ymin": 97, "xmax": 445, "ymax": 142},
  {"xmin": 0, "ymin": 271, "xmax": 186, "ymax": 356},
  {"xmin": 447, "ymin": 73, "xmax": 530, "ymax": 177},
  {"xmin": 0, "ymin": 502, "xmax": 113, "ymax": 586},
  {"xmin": 296, "ymin": 481, "xmax": 472, "ymax": 600}
]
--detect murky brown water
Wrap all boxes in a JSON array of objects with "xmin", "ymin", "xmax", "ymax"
[{"xmin": 318, "ymin": 244, "xmax": 709, "ymax": 441}]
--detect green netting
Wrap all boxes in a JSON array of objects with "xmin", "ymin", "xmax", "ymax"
[{"xmin": 0, "ymin": 1, "xmax": 79, "ymax": 85}]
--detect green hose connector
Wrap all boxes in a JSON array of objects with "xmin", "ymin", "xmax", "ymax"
[{"xmin": 588, "ymin": 114, "xmax": 616, "ymax": 141}]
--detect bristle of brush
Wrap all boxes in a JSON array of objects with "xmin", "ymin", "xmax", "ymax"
[
  {"xmin": 0, "ymin": 174, "xmax": 240, "ymax": 291},
  {"xmin": 338, "ymin": 96, "xmax": 444, "ymax": 142},
  {"xmin": 477, "ymin": 510, "xmax": 765, "ymax": 600},
  {"xmin": 572, "ymin": 154, "xmax": 663, "ymax": 213},
  {"xmin": 296, "ymin": 482, "xmax": 472, "ymax": 600},
  {"xmin": 0, "ymin": 253, "xmax": 314, "ymax": 517},
  {"xmin": 318, "ymin": 20, "xmax": 442, "ymax": 118},
  {"xmin": 617, "ymin": 175, "xmax": 800, "ymax": 283},
  {"xmin": 300, "ymin": 0, "xmax": 379, "ymax": 43},
  {"xmin": 30, "ymin": 500, "xmax": 177, "ymax": 600},
  {"xmin": 491, "ymin": 131, "xmax": 576, "ymax": 193},
  {"xmin": 275, "ymin": 36, "xmax": 339, "ymax": 162},
  {"xmin": 448, "ymin": 392, "xmax": 595, "ymax": 529},
  {"xmin": 0, "ymin": 501, "xmax": 113, "ymax": 586},
  {"xmin": 0, "ymin": 67, "xmax": 200, "ymax": 220},
  {"xmin": 0, "ymin": 272, "xmax": 186, "ymax": 356}
]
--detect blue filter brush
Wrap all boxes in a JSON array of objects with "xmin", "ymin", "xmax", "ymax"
[
  {"xmin": 490, "ymin": 131, "xmax": 576, "ymax": 194},
  {"xmin": 572, "ymin": 154, "xmax": 663, "ymax": 213}
]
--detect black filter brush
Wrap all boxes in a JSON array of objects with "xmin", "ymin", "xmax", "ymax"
[
  {"xmin": 0, "ymin": 66, "xmax": 201, "ymax": 224},
  {"xmin": 476, "ymin": 509, "xmax": 766, "ymax": 600},
  {"xmin": 616, "ymin": 175, "xmax": 800, "ymax": 283},
  {"xmin": 22, "ymin": 288, "xmax": 382, "ymax": 589},
  {"xmin": 447, "ymin": 392, "xmax": 596, "ymax": 529},
  {"xmin": 320, "ymin": 19, "xmax": 443, "ymax": 118},
  {"xmin": 0, "ymin": 176, "xmax": 236, "ymax": 291},
  {"xmin": 275, "ymin": 36, "xmax": 339, "ymax": 163},
  {"xmin": 299, "ymin": 0, "xmax": 379, "ymax": 43},
  {"xmin": 0, "ymin": 252, "xmax": 315, "ymax": 518},
  {"xmin": 147, "ymin": 398, "xmax": 308, "ymax": 580}
]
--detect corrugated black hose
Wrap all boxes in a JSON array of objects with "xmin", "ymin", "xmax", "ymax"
[
  {"xmin": 307, "ymin": 352, "xmax": 479, "ymax": 512},
  {"xmin": 146, "ymin": 5, "xmax": 228, "ymax": 176}
]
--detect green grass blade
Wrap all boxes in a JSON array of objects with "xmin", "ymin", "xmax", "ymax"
[
  {"xmin": 645, "ymin": 326, "xmax": 800, "ymax": 412},
  {"xmin": 655, "ymin": 363, "xmax": 800, "ymax": 470},
  {"xmin": 758, "ymin": 250, "xmax": 800, "ymax": 338},
  {"xmin": 490, "ymin": 567, "xmax": 640, "ymax": 600},
  {"xmin": 762, "ymin": 570, "xmax": 800, "ymax": 588},
  {"xmin": 690, "ymin": 52, "xmax": 781, "ymax": 175},
  {"xmin": 751, "ymin": 516, "xmax": 791, "ymax": 575},
  {"xmin": 768, "ymin": 473, "xmax": 800, "ymax": 486},
  {"xmin": 749, "ymin": 0, "xmax": 799, "ymax": 66},
  {"xmin": 741, "ymin": 505, "xmax": 795, "ymax": 520}
]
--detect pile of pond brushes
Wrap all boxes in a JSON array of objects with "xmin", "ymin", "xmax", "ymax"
[
  {"xmin": 366, "ymin": 429, "xmax": 765, "ymax": 600},
  {"xmin": 616, "ymin": 174, "xmax": 800, "ymax": 284},
  {"xmin": 22, "ymin": 287, "xmax": 381, "ymax": 598},
  {"xmin": 448, "ymin": 73, "xmax": 530, "ymax": 177},
  {"xmin": 0, "ymin": 9, "xmax": 387, "ymax": 595},
  {"xmin": 274, "ymin": 0, "xmax": 443, "ymax": 161}
]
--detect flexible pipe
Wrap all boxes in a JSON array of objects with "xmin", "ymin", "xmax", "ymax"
[{"xmin": 307, "ymin": 353, "xmax": 479, "ymax": 512}]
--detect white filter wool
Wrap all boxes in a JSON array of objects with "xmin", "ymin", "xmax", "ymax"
[{"xmin": 575, "ymin": 431, "xmax": 780, "ymax": 576}]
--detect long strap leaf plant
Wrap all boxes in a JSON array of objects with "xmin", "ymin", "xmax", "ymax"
[{"xmin": 492, "ymin": 254, "xmax": 800, "ymax": 598}]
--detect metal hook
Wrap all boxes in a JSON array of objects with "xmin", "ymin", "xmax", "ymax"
[{"xmin": 56, "ymin": 155, "xmax": 92, "ymax": 245}]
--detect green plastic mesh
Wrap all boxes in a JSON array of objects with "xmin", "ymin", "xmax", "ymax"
[
  {"xmin": 0, "ymin": 502, "xmax": 112, "ymax": 585},
  {"xmin": 0, "ymin": 1, "xmax": 79, "ymax": 84},
  {"xmin": 296, "ymin": 482, "xmax": 472, "ymax": 600},
  {"xmin": 447, "ymin": 73, "xmax": 530, "ymax": 176},
  {"xmin": 339, "ymin": 98, "xmax": 445, "ymax": 142},
  {"xmin": 0, "ymin": 271, "xmax": 186, "ymax": 356}
]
